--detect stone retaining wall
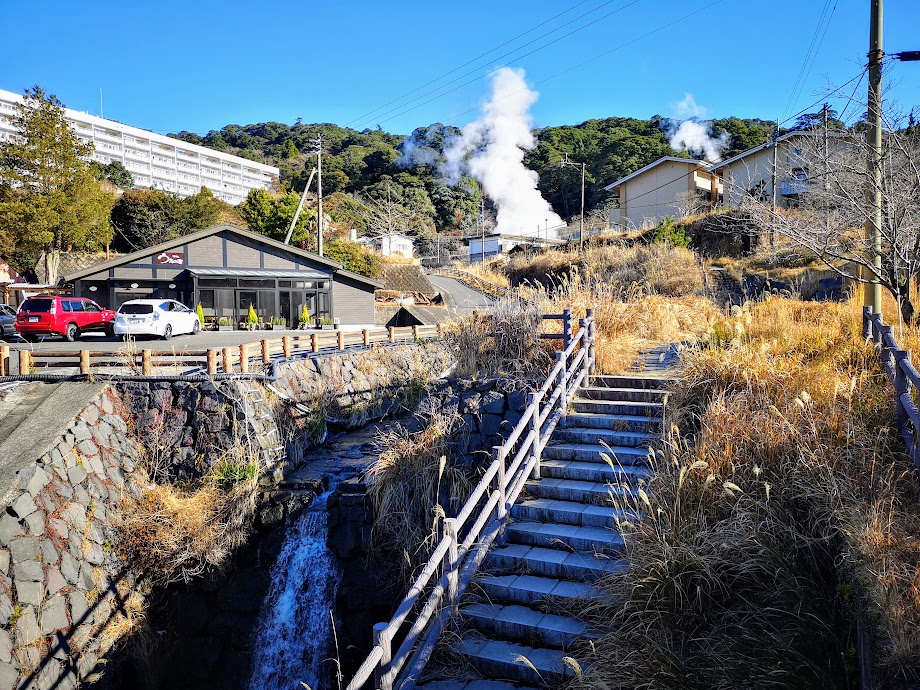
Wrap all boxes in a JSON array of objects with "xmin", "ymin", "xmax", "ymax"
[{"xmin": 0, "ymin": 341, "xmax": 451, "ymax": 690}]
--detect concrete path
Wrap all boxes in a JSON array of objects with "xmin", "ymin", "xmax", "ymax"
[
  {"xmin": 429, "ymin": 276, "xmax": 496, "ymax": 309},
  {"xmin": 417, "ymin": 364, "xmax": 678, "ymax": 688},
  {"xmin": 0, "ymin": 381, "xmax": 107, "ymax": 508}
]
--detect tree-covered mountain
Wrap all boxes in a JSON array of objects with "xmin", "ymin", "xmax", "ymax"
[{"xmin": 169, "ymin": 115, "xmax": 776, "ymax": 242}]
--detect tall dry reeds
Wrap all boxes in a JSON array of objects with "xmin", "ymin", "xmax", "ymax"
[{"xmin": 575, "ymin": 297, "xmax": 920, "ymax": 689}]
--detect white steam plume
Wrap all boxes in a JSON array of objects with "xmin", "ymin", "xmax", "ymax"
[
  {"xmin": 667, "ymin": 92, "xmax": 728, "ymax": 162},
  {"xmin": 441, "ymin": 68, "xmax": 562, "ymax": 237}
]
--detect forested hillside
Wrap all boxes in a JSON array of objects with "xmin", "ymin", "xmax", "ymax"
[{"xmin": 170, "ymin": 115, "xmax": 775, "ymax": 237}]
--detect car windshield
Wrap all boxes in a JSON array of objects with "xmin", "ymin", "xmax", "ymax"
[
  {"xmin": 119, "ymin": 304, "xmax": 154, "ymax": 315},
  {"xmin": 20, "ymin": 298, "xmax": 53, "ymax": 313}
]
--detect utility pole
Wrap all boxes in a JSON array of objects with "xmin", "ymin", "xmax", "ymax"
[
  {"xmin": 864, "ymin": 0, "xmax": 883, "ymax": 314},
  {"xmin": 314, "ymin": 135, "xmax": 324, "ymax": 257},
  {"xmin": 561, "ymin": 154, "xmax": 586, "ymax": 250},
  {"xmin": 823, "ymin": 102, "xmax": 830, "ymax": 236},
  {"xmin": 479, "ymin": 196, "xmax": 485, "ymax": 264},
  {"xmin": 771, "ymin": 123, "xmax": 778, "ymax": 248}
]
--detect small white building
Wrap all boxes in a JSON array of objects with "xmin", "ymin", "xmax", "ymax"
[
  {"xmin": 604, "ymin": 157, "xmax": 722, "ymax": 230},
  {"xmin": 371, "ymin": 233, "xmax": 415, "ymax": 259}
]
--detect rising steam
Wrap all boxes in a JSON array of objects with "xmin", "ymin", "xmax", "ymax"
[
  {"xmin": 442, "ymin": 68, "xmax": 563, "ymax": 237},
  {"xmin": 667, "ymin": 92, "xmax": 728, "ymax": 162}
]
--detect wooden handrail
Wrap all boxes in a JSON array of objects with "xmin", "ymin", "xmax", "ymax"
[
  {"xmin": 345, "ymin": 306, "xmax": 596, "ymax": 690},
  {"xmin": 864, "ymin": 306, "xmax": 920, "ymax": 470}
]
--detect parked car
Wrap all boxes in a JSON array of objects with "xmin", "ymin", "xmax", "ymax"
[
  {"xmin": 114, "ymin": 299, "xmax": 201, "ymax": 340},
  {"xmin": 16, "ymin": 296, "xmax": 116, "ymax": 342},
  {"xmin": 0, "ymin": 304, "xmax": 17, "ymax": 339}
]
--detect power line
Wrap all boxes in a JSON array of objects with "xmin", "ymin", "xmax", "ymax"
[
  {"xmin": 779, "ymin": 0, "xmax": 837, "ymax": 124},
  {"xmin": 376, "ymin": 0, "xmax": 724, "ymax": 130},
  {"xmin": 351, "ymin": 0, "xmax": 644, "ymax": 131},
  {"xmin": 343, "ymin": 0, "xmax": 606, "ymax": 128}
]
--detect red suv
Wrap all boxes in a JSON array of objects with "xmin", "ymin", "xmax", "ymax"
[{"xmin": 16, "ymin": 296, "xmax": 117, "ymax": 342}]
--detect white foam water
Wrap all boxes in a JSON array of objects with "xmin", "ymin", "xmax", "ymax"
[{"xmin": 248, "ymin": 492, "xmax": 340, "ymax": 690}]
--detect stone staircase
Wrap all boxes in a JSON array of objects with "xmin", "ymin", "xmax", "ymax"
[{"xmin": 417, "ymin": 373, "xmax": 675, "ymax": 690}]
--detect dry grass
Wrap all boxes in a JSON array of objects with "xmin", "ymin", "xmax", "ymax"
[
  {"xmin": 443, "ymin": 295, "xmax": 550, "ymax": 379},
  {"xmin": 575, "ymin": 296, "xmax": 920, "ymax": 689},
  {"xmin": 365, "ymin": 412, "xmax": 470, "ymax": 583},
  {"xmin": 456, "ymin": 260, "xmax": 511, "ymax": 288},
  {"xmin": 524, "ymin": 272, "xmax": 722, "ymax": 374}
]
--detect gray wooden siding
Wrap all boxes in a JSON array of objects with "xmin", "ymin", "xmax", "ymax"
[
  {"xmin": 225, "ymin": 238, "xmax": 262, "ymax": 268},
  {"xmin": 332, "ymin": 275, "xmax": 375, "ymax": 325},
  {"xmin": 188, "ymin": 235, "xmax": 224, "ymax": 267},
  {"xmin": 113, "ymin": 267, "xmax": 157, "ymax": 279},
  {"xmin": 262, "ymin": 246, "xmax": 299, "ymax": 270}
]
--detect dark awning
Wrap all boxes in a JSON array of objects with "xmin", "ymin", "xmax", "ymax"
[{"xmin": 189, "ymin": 268, "xmax": 329, "ymax": 280}]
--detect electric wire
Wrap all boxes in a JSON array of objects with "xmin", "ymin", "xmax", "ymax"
[{"xmin": 779, "ymin": 0, "xmax": 835, "ymax": 123}]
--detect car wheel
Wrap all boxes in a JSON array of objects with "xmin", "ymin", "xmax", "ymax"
[
  {"xmin": 192, "ymin": 320, "xmax": 200, "ymax": 335},
  {"xmin": 64, "ymin": 323, "xmax": 79, "ymax": 342},
  {"xmin": 163, "ymin": 324, "xmax": 172, "ymax": 341}
]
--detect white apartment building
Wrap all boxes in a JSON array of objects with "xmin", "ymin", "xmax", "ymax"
[{"xmin": 0, "ymin": 88, "xmax": 278, "ymax": 205}]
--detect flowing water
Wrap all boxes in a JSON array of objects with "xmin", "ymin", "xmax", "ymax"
[{"xmin": 249, "ymin": 491, "xmax": 341, "ymax": 690}]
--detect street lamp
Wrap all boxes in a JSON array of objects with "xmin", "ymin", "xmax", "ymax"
[{"xmin": 560, "ymin": 154, "xmax": 586, "ymax": 250}]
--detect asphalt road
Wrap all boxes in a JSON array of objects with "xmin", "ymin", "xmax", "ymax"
[{"xmin": 428, "ymin": 275, "xmax": 495, "ymax": 309}]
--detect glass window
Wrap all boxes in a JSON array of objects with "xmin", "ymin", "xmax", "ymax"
[
  {"xmin": 160, "ymin": 302, "xmax": 171, "ymax": 311},
  {"xmin": 61, "ymin": 301, "xmax": 72, "ymax": 312},
  {"xmin": 19, "ymin": 299, "xmax": 53, "ymax": 313},
  {"xmin": 119, "ymin": 304, "xmax": 154, "ymax": 315},
  {"xmin": 199, "ymin": 278, "xmax": 235, "ymax": 288},
  {"xmin": 239, "ymin": 279, "xmax": 274, "ymax": 288},
  {"xmin": 278, "ymin": 280, "xmax": 292, "ymax": 288},
  {"xmin": 84, "ymin": 302, "xmax": 101, "ymax": 312},
  {"xmin": 68, "ymin": 300, "xmax": 85, "ymax": 312}
]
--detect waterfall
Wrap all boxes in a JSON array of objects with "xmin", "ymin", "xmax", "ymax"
[{"xmin": 249, "ymin": 491, "xmax": 341, "ymax": 690}]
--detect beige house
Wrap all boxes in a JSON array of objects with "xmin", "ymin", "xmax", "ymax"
[
  {"xmin": 710, "ymin": 131, "xmax": 853, "ymax": 208},
  {"xmin": 604, "ymin": 157, "xmax": 722, "ymax": 230}
]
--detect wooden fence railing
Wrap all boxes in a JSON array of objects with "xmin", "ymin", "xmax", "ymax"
[
  {"xmin": 345, "ymin": 307, "xmax": 595, "ymax": 690},
  {"xmin": 864, "ymin": 307, "xmax": 920, "ymax": 469},
  {"xmin": 2, "ymin": 325, "xmax": 442, "ymax": 377}
]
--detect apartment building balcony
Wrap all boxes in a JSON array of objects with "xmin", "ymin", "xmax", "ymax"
[
  {"xmin": 124, "ymin": 148, "xmax": 149, "ymax": 162},
  {"xmin": 93, "ymin": 128, "xmax": 122, "ymax": 143}
]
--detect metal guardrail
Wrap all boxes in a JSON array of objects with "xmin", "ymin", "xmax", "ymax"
[
  {"xmin": 345, "ymin": 307, "xmax": 596, "ymax": 690},
  {"xmin": 0, "ymin": 326, "xmax": 443, "ymax": 379},
  {"xmin": 864, "ymin": 307, "xmax": 920, "ymax": 469}
]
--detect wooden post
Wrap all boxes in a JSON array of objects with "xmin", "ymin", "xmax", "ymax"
[
  {"xmin": 222, "ymin": 347, "xmax": 233, "ymax": 374},
  {"xmin": 894, "ymin": 349, "xmax": 910, "ymax": 434},
  {"xmin": 412, "ymin": 324, "xmax": 420, "ymax": 340},
  {"xmin": 443, "ymin": 518, "xmax": 460, "ymax": 617},
  {"xmin": 207, "ymin": 349, "xmax": 218, "ymax": 376},
  {"xmin": 239, "ymin": 344, "xmax": 249, "ymax": 374},
  {"xmin": 373, "ymin": 622, "xmax": 393, "ymax": 690},
  {"xmin": 141, "ymin": 349, "xmax": 152, "ymax": 376},
  {"xmin": 578, "ymin": 317, "xmax": 589, "ymax": 389},
  {"xmin": 437, "ymin": 323, "xmax": 444, "ymax": 338},
  {"xmin": 363, "ymin": 329, "xmax": 370, "ymax": 348},
  {"xmin": 586, "ymin": 307, "xmax": 596, "ymax": 376},
  {"xmin": 311, "ymin": 333, "xmax": 320, "ymax": 353},
  {"xmin": 0, "ymin": 345, "xmax": 8, "ymax": 376},
  {"xmin": 529, "ymin": 392, "xmax": 541, "ymax": 479},
  {"xmin": 388, "ymin": 326, "xmax": 395, "ymax": 343},
  {"xmin": 557, "ymin": 351, "xmax": 567, "ymax": 409},
  {"xmin": 18, "ymin": 350, "xmax": 30, "ymax": 376},
  {"xmin": 863, "ymin": 305, "xmax": 873, "ymax": 341},
  {"xmin": 337, "ymin": 330, "xmax": 345, "ymax": 350},
  {"xmin": 493, "ymin": 445, "xmax": 507, "ymax": 520},
  {"xmin": 79, "ymin": 350, "xmax": 90, "ymax": 376},
  {"xmin": 261, "ymin": 339, "xmax": 271, "ymax": 364},
  {"xmin": 282, "ymin": 336, "xmax": 292, "ymax": 360},
  {"xmin": 562, "ymin": 309, "xmax": 572, "ymax": 351}
]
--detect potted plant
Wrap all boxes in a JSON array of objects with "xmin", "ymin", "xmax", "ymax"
[
  {"xmin": 217, "ymin": 317, "xmax": 233, "ymax": 332},
  {"xmin": 246, "ymin": 304, "xmax": 258, "ymax": 331},
  {"xmin": 297, "ymin": 304, "xmax": 310, "ymax": 330},
  {"xmin": 269, "ymin": 315, "xmax": 287, "ymax": 330},
  {"xmin": 319, "ymin": 316, "xmax": 335, "ymax": 331}
]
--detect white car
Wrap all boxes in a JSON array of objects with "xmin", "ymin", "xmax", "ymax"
[{"xmin": 114, "ymin": 299, "xmax": 201, "ymax": 340}]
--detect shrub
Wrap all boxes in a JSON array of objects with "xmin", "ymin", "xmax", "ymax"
[
  {"xmin": 325, "ymin": 238, "xmax": 381, "ymax": 278},
  {"xmin": 195, "ymin": 303, "xmax": 205, "ymax": 325},
  {"xmin": 651, "ymin": 216, "xmax": 691, "ymax": 248}
]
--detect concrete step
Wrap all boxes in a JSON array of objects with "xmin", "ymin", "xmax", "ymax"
[
  {"xmin": 571, "ymin": 398, "xmax": 664, "ymax": 417},
  {"xmin": 562, "ymin": 412, "xmax": 662, "ymax": 432},
  {"xmin": 484, "ymin": 543, "xmax": 626, "ymax": 582},
  {"xmin": 553, "ymin": 426, "xmax": 658, "ymax": 447},
  {"xmin": 416, "ymin": 681, "xmax": 537, "ymax": 690},
  {"xmin": 540, "ymin": 458, "xmax": 653, "ymax": 484},
  {"xmin": 511, "ymin": 498, "xmax": 634, "ymax": 528},
  {"xmin": 589, "ymin": 375, "xmax": 675, "ymax": 390},
  {"xmin": 477, "ymin": 573, "xmax": 596, "ymax": 609},
  {"xmin": 454, "ymin": 636, "xmax": 572, "ymax": 686},
  {"xmin": 505, "ymin": 521, "xmax": 624, "ymax": 553},
  {"xmin": 524, "ymin": 478, "xmax": 632, "ymax": 504},
  {"xmin": 578, "ymin": 386, "xmax": 671, "ymax": 403},
  {"xmin": 543, "ymin": 442, "xmax": 651, "ymax": 465},
  {"xmin": 461, "ymin": 603, "xmax": 591, "ymax": 650}
]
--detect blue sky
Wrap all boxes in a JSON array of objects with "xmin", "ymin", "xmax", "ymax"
[{"xmin": 2, "ymin": 0, "xmax": 919, "ymax": 135}]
